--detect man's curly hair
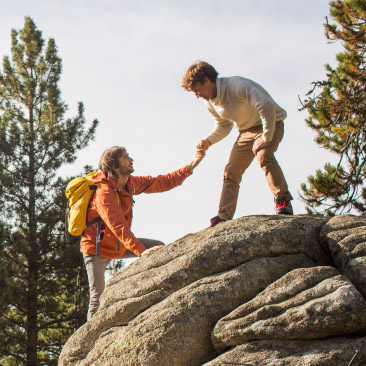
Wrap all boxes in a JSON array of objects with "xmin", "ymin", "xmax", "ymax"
[{"xmin": 181, "ymin": 61, "xmax": 218, "ymax": 91}]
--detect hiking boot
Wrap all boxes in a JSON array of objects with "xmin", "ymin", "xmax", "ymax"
[
  {"xmin": 275, "ymin": 199, "xmax": 294, "ymax": 215},
  {"xmin": 210, "ymin": 216, "xmax": 225, "ymax": 227}
]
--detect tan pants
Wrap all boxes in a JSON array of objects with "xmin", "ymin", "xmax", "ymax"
[
  {"xmin": 83, "ymin": 238, "xmax": 164, "ymax": 320},
  {"xmin": 218, "ymin": 121, "xmax": 292, "ymax": 221}
]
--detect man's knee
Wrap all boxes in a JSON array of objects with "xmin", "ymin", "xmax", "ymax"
[
  {"xmin": 256, "ymin": 150, "xmax": 276, "ymax": 169},
  {"xmin": 89, "ymin": 291, "xmax": 101, "ymax": 306},
  {"xmin": 223, "ymin": 170, "xmax": 242, "ymax": 185}
]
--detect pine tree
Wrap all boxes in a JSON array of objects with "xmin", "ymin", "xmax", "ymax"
[
  {"xmin": 0, "ymin": 223, "xmax": 11, "ymax": 313},
  {"xmin": 300, "ymin": 0, "xmax": 366, "ymax": 216},
  {"xmin": 0, "ymin": 17, "xmax": 98, "ymax": 365}
]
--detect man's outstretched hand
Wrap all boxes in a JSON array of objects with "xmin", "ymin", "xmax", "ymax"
[
  {"xmin": 197, "ymin": 139, "xmax": 211, "ymax": 152},
  {"xmin": 141, "ymin": 245, "xmax": 164, "ymax": 257},
  {"xmin": 189, "ymin": 149, "xmax": 205, "ymax": 172}
]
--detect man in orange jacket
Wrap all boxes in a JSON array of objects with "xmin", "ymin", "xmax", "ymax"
[{"xmin": 81, "ymin": 146, "xmax": 204, "ymax": 320}]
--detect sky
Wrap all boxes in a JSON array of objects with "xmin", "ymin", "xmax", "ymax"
[{"xmin": 0, "ymin": 0, "xmax": 343, "ymax": 252}]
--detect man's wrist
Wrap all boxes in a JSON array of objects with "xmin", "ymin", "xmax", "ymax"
[{"xmin": 205, "ymin": 139, "xmax": 212, "ymax": 148}]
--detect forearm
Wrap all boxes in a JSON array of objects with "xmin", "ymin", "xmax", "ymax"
[
  {"xmin": 206, "ymin": 121, "xmax": 233, "ymax": 144},
  {"xmin": 259, "ymin": 104, "xmax": 276, "ymax": 142},
  {"xmin": 118, "ymin": 228, "xmax": 146, "ymax": 256},
  {"xmin": 136, "ymin": 166, "xmax": 192, "ymax": 194}
]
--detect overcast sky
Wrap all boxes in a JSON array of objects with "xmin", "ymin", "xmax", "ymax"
[{"xmin": 0, "ymin": 0, "xmax": 343, "ymax": 248}]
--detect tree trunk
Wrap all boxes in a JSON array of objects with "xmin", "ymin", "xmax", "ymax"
[{"xmin": 26, "ymin": 108, "xmax": 38, "ymax": 366}]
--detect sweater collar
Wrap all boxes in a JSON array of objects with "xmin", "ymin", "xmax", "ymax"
[{"xmin": 210, "ymin": 78, "xmax": 224, "ymax": 105}]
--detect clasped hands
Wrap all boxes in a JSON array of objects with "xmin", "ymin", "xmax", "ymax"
[{"xmin": 188, "ymin": 142, "xmax": 206, "ymax": 172}]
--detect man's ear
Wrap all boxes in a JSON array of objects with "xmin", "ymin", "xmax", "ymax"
[{"xmin": 111, "ymin": 164, "xmax": 119, "ymax": 175}]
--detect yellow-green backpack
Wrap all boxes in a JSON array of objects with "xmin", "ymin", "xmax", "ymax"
[{"xmin": 65, "ymin": 172, "xmax": 99, "ymax": 241}]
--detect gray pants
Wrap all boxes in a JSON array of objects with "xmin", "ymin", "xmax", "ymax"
[{"xmin": 83, "ymin": 238, "xmax": 164, "ymax": 320}]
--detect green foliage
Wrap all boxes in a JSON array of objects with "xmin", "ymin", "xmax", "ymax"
[
  {"xmin": 0, "ymin": 17, "xmax": 98, "ymax": 365},
  {"xmin": 106, "ymin": 257, "xmax": 126, "ymax": 276},
  {"xmin": 300, "ymin": 0, "xmax": 366, "ymax": 216}
]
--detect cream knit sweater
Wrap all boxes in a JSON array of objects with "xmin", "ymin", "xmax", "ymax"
[{"xmin": 205, "ymin": 76, "xmax": 287, "ymax": 144}]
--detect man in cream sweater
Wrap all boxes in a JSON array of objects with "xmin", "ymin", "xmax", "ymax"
[{"xmin": 182, "ymin": 61, "xmax": 293, "ymax": 227}]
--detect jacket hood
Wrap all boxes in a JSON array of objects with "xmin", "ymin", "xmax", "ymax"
[
  {"xmin": 91, "ymin": 171, "xmax": 135, "ymax": 194},
  {"xmin": 91, "ymin": 171, "xmax": 117, "ymax": 187}
]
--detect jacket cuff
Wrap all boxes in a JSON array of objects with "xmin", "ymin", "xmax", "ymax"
[
  {"xmin": 183, "ymin": 165, "xmax": 193, "ymax": 176},
  {"xmin": 130, "ymin": 240, "xmax": 147, "ymax": 257}
]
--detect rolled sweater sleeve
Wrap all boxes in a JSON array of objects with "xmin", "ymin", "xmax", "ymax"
[
  {"xmin": 95, "ymin": 188, "xmax": 146, "ymax": 256},
  {"xmin": 205, "ymin": 103, "xmax": 234, "ymax": 145}
]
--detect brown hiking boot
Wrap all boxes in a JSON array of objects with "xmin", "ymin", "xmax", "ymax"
[
  {"xmin": 210, "ymin": 216, "xmax": 226, "ymax": 227},
  {"xmin": 275, "ymin": 199, "xmax": 294, "ymax": 215}
]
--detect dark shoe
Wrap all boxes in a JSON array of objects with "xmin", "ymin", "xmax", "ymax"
[
  {"xmin": 210, "ymin": 216, "xmax": 225, "ymax": 227},
  {"xmin": 275, "ymin": 199, "xmax": 294, "ymax": 215}
]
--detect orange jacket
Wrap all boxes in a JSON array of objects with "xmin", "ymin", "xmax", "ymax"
[{"xmin": 80, "ymin": 165, "xmax": 192, "ymax": 258}]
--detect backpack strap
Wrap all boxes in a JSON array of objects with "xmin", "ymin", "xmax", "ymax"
[
  {"xmin": 113, "ymin": 188, "xmax": 121, "ymax": 252},
  {"xmin": 94, "ymin": 219, "xmax": 119, "ymax": 255},
  {"xmin": 96, "ymin": 220, "xmax": 102, "ymax": 256},
  {"xmin": 65, "ymin": 211, "xmax": 71, "ymax": 243},
  {"xmin": 87, "ymin": 216, "xmax": 101, "ymax": 228},
  {"xmin": 87, "ymin": 187, "xmax": 103, "ymax": 255},
  {"xmin": 116, "ymin": 238, "xmax": 120, "ymax": 251}
]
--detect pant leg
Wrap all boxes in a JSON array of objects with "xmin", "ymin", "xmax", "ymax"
[
  {"xmin": 83, "ymin": 254, "xmax": 111, "ymax": 320},
  {"xmin": 255, "ymin": 121, "xmax": 293, "ymax": 201},
  {"xmin": 121, "ymin": 238, "xmax": 165, "ymax": 259},
  {"xmin": 217, "ymin": 130, "xmax": 258, "ymax": 221}
]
